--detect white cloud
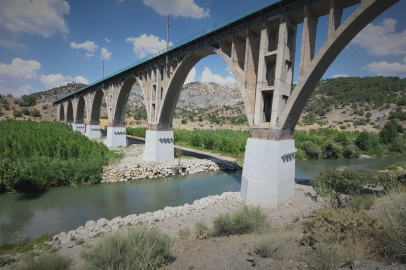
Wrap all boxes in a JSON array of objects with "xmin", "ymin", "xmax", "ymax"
[
  {"xmin": 0, "ymin": 0, "xmax": 70, "ymax": 47},
  {"xmin": 363, "ymin": 58, "xmax": 406, "ymax": 77},
  {"xmin": 39, "ymin": 74, "xmax": 89, "ymax": 89},
  {"xmin": 105, "ymin": 38, "xmax": 110, "ymax": 42},
  {"xmin": 126, "ymin": 34, "xmax": 173, "ymax": 58},
  {"xmin": 101, "ymin": 48, "xmax": 112, "ymax": 60},
  {"xmin": 0, "ymin": 58, "xmax": 41, "ymax": 96},
  {"xmin": 184, "ymin": 67, "xmax": 196, "ymax": 84},
  {"xmin": 0, "ymin": 58, "xmax": 41, "ymax": 79},
  {"xmin": 143, "ymin": 0, "xmax": 209, "ymax": 19},
  {"xmin": 201, "ymin": 67, "xmax": 236, "ymax": 85},
  {"xmin": 86, "ymin": 53, "xmax": 95, "ymax": 59},
  {"xmin": 70, "ymin": 41, "xmax": 99, "ymax": 52},
  {"xmin": 351, "ymin": 18, "xmax": 406, "ymax": 56},
  {"xmin": 333, "ymin": 73, "xmax": 349, "ymax": 78}
]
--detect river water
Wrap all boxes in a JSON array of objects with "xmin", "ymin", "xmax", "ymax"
[{"xmin": 1, "ymin": 155, "xmax": 406, "ymax": 242}]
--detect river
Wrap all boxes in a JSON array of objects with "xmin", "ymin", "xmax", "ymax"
[{"xmin": 1, "ymin": 155, "xmax": 406, "ymax": 242}]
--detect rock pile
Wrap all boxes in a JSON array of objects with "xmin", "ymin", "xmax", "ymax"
[
  {"xmin": 48, "ymin": 192, "xmax": 243, "ymax": 246},
  {"xmin": 101, "ymin": 158, "xmax": 240, "ymax": 183}
]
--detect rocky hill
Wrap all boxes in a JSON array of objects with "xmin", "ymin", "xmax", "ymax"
[{"xmin": 2, "ymin": 76, "xmax": 406, "ymax": 132}]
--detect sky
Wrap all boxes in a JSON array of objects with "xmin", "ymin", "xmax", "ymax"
[{"xmin": 0, "ymin": 0, "xmax": 405, "ymax": 97}]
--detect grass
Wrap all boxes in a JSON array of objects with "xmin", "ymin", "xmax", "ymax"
[
  {"xmin": 82, "ymin": 226, "xmax": 172, "ymax": 270},
  {"xmin": 0, "ymin": 232, "xmax": 53, "ymax": 256},
  {"xmin": 15, "ymin": 253, "xmax": 72, "ymax": 270},
  {"xmin": 0, "ymin": 256, "xmax": 15, "ymax": 267}
]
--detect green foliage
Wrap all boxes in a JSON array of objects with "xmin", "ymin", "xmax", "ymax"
[
  {"xmin": 0, "ymin": 256, "xmax": 15, "ymax": 267},
  {"xmin": 388, "ymin": 120, "xmax": 404, "ymax": 133},
  {"xmin": 42, "ymin": 104, "xmax": 48, "ymax": 110},
  {"xmin": 212, "ymin": 205, "xmax": 268, "ymax": 236},
  {"xmin": 302, "ymin": 208, "xmax": 382, "ymax": 247},
  {"xmin": 346, "ymin": 195, "xmax": 375, "ymax": 211},
  {"xmin": 15, "ymin": 253, "xmax": 72, "ymax": 270},
  {"xmin": 380, "ymin": 121, "xmax": 399, "ymax": 144},
  {"xmin": 322, "ymin": 140, "xmax": 342, "ymax": 159},
  {"xmin": 82, "ymin": 226, "xmax": 172, "ymax": 270},
  {"xmin": 0, "ymin": 120, "xmax": 120, "ymax": 193},
  {"xmin": 30, "ymin": 109, "xmax": 41, "ymax": 117},
  {"xmin": 126, "ymin": 127, "xmax": 147, "ymax": 138},
  {"xmin": 21, "ymin": 107, "xmax": 30, "ymax": 115},
  {"xmin": 389, "ymin": 107, "xmax": 406, "ymax": 121},
  {"xmin": 342, "ymin": 144, "xmax": 360, "ymax": 158},
  {"xmin": 13, "ymin": 110, "xmax": 22, "ymax": 118},
  {"xmin": 195, "ymin": 221, "xmax": 211, "ymax": 240},
  {"xmin": 300, "ymin": 141, "xmax": 322, "ymax": 159}
]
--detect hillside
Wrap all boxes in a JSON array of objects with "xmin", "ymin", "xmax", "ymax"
[{"xmin": 1, "ymin": 76, "xmax": 406, "ymax": 132}]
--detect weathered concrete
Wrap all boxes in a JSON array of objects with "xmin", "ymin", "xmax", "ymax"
[
  {"xmin": 241, "ymin": 139, "xmax": 296, "ymax": 206},
  {"xmin": 85, "ymin": 125, "xmax": 102, "ymax": 139},
  {"xmin": 104, "ymin": 127, "xmax": 127, "ymax": 147},
  {"xmin": 71, "ymin": 123, "xmax": 86, "ymax": 134},
  {"xmin": 143, "ymin": 130, "xmax": 174, "ymax": 162}
]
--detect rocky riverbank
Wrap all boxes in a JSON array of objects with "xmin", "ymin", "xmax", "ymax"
[
  {"xmin": 101, "ymin": 158, "xmax": 240, "ymax": 183},
  {"xmin": 46, "ymin": 191, "xmax": 244, "ymax": 247}
]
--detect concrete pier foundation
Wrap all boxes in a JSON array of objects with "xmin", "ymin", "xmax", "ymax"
[
  {"xmin": 85, "ymin": 125, "xmax": 102, "ymax": 139},
  {"xmin": 143, "ymin": 130, "xmax": 174, "ymax": 162},
  {"xmin": 241, "ymin": 139, "xmax": 296, "ymax": 206},
  {"xmin": 71, "ymin": 123, "xmax": 86, "ymax": 134},
  {"xmin": 104, "ymin": 127, "xmax": 127, "ymax": 147}
]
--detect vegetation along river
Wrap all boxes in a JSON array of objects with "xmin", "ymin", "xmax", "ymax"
[{"xmin": 1, "ymin": 155, "xmax": 406, "ymax": 242}]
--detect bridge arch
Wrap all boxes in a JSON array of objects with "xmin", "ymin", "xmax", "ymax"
[
  {"xmin": 59, "ymin": 104, "xmax": 65, "ymax": 122},
  {"xmin": 157, "ymin": 46, "xmax": 250, "ymax": 127},
  {"xmin": 75, "ymin": 95, "xmax": 86, "ymax": 124},
  {"xmin": 66, "ymin": 100, "xmax": 74, "ymax": 123},
  {"xmin": 89, "ymin": 89, "xmax": 104, "ymax": 124}
]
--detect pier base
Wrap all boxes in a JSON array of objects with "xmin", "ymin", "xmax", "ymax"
[
  {"xmin": 104, "ymin": 127, "xmax": 127, "ymax": 147},
  {"xmin": 241, "ymin": 139, "xmax": 296, "ymax": 206},
  {"xmin": 85, "ymin": 125, "xmax": 102, "ymax": 139},
  {"xmin": 143, "ymin": 130, "xmax": 174, "ymax": 162},
  {"xmin": 71, "ymin": 123, "xmax": 86, "ymax": 134}
]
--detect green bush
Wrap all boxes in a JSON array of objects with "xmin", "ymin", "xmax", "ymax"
[
  {"xmin": 20, "ymin": 108, "xmax": 30, "ymax": 115},
  {"xmin": 322, "ymin": 140, "xmax": 342, "ymax": 159},
  {"xmin": 346, "ymin": 195, "xmax": 375, "ymax": 211},
  {"xmin": 30, "ymin": 109, "xmax": 41, "ymax": 117},
  {"xmin": 390, "ymin": 137, "xmax": 406, "ymax": 153},
  {"xmin": 13, "ymin": 110, "xmax": 22, "ymax": 118},
  {"xmin": 212, "ymin": 205, "xmax": 268, "ymax": 236},
  {"xmin": 380, "ymin": 122, "xmax": 399, "ymax": 144},
  {"xmin": 15, "ymin": 253, "xmax": 72, "ymax": 270},
  {"xmin": 42, "ymin": 104, "xmax": 48, "ymax": 110},
  {"xmin": 342, "ymin": 144, "xmax": 360, "ymax": 158},
  {"xmin": 389, "ymin": 120, "xmax": 404, "ymax": 133},
  {"xmin": 0, "ymin": 256, "xmax": 15, "ymax": 267},
  {"xmin": 82, "ymin": 226, "xmax": 172, "ymax": 269},
  {"xmin": 300, "ymin": 141, "xmax": 322, "ymax": 159}
]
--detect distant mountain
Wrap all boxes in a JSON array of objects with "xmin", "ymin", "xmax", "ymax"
[{"xmin": 27, "ymin": 83, "xmax": 87, "ymax": 104}]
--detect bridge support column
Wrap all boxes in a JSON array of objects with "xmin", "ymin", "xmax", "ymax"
[
  {"xmin": 85, "ymin": 124, "xmax": 102, "ymax": 139},
  {"xmin": 241, "ymin": 130, "xmax": 296, "ymax": 206},
  {"xmin": 104, "ymin": 127, "xmax": 127, "ymax": 147},
  {"xmin": 71, "ymin": 123, "xmax": 86, "ymax": 134},
  {"xmin": 143, "ymin": 130, "xmax": 174, "ymax": 162}
]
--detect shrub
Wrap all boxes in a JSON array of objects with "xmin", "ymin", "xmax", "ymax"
[
  {"xmin": 20, "ymin": 108, "xmax": 30, "ymax": 115},
  {"xmin": 300, "ymin": 141, "xmax": 322, "ymax": 159},
  {"xmin": 311, "ymin": 168, "xmax": 368, "ymax": 207},
  {"xmin": 342, "ymin": 144, "xmax": 360, "ymax": 158},
  {"xmin": 0, "ymin": 256, "xmax": 15, "ymax": 267},
  {"xmin": 13, "ymin": 110, "xmax": 22, "ymax": 118},
  {"xmin": 302, "ymin": 208, "xmax": 382, "ymax": 247},
  {"xmin": 322, "ymin": 140, "xmax": 342, "ymax": 159},
  {"xmin": 42, "ymin": 104, "xmax": 48, "ymax": 110},
  {"xmin": 100, "ymin": 115, "xmax": 108, "ymax": 119},
  {"xmin": 195, "ymin": 221, "xmax": 211, "ymax": 239},
  {"xmin": 15, "ymin": 253, "xmax": 71, "ymax": 270},
  {"xmin": 212, "ymin": 205, "xmax": 268, "ymax": 236},
  {"xmin": 305, "ymin": 246, "xmax": 341, "ymax": 270},
  {"xmin": 30, "ymin": 109, "xmax": 40, "ymax": 117},
  {"xmin": 82, "ymin": 226, "xmax": 172, "ymax": 269},
  {"xmin": 390, "ymin": 137, "xmax": 406, "ymax": 153},
  {"xmin": 380, "ymin": 121, "xmax": 399, "ymax": 144},
  {"xmin": 346, "ymin": 195, "xmax": 375, "ymax": 211},
  {"xmin": 389, "ymin": 120, "xmax": 404, "ymax": 133},
  {"xmin": 295, "ymin": 149, "xmax": 307, "ymax": 161}
]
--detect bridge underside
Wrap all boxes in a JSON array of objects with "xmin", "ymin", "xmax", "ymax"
[{"xmin": 54, "ymin": 0, "xmax": 399, "ymax": 206}]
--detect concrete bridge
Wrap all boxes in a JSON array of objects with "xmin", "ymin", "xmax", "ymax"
[{"xmin": 54, "ymin": 0, "xmax": 399, "ymax": 206}]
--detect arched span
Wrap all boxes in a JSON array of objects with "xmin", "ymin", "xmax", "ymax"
[
  {"xmin": 75, "ymin": 96, "xmax": 85, "ymax": 123},
  {"xmin": 277, "ymin": 0, "xmax": 399, "ymax": 132},
  {"xmin": 157, "ymin": 46, "xmax": 250, "ymax": 127},
  {"xmin": 59, "ymin": 104, "xmax": 65, "ymax": 122},
  {"xmin": 112, "ymin": 77, "xmax": 137, "ymax": 126},
  {"xmin": 90, "ymin": 89, "xmax": 103, "ymax": 124},
  {"xmin": 66, "ymin": 100, "xmax": 74, "ymax": 123}
]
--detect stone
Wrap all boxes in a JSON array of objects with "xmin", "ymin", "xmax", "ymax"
[
  {"xmin": 96, "ymin": 218, "xmax": 108, "ymax": 227},
  {"xmin": 61, "ymin": 238, "xmax": 70, "ymax": 245}
]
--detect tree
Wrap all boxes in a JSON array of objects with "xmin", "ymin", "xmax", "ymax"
[
  {"xmin": 300, "ymin": 141, "xmax": 322, "ymax": 159},
  {"xmin": 13, "ymin": 110, "xmax": 22, "ymax": 118},
  {"xmin": 380, "ymin": 122, "xmax": 399, "ymax": 144},
  {"xmin": 21, "ymin": 107, "xmax": 30, "ymax": 115},
  {"xmin": 30, "ymin": 109, "xmax": 41, "ymax": 117},
  {"xmin": 356, "ymin": 131, "xmax": 372, "ymax": 151},
  {"xmin": 21, "ymin": 95, "xmax": 37, "ymax": 106}
]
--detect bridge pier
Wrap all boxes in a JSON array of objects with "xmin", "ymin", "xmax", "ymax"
[
  {"xmin": 104, "ymin": 127, "xmax": 127, "ymax": 147},
  {"xmin": 241, "ymin": 129, "xmax": 296, "ymax": 206},
  {"xmin": 143, "ymin": 130, "xmax": 174, "ymax": 162},
  {"xmin": 85, "ymin": 124, "xmax": 102, "ymax": 139},
  {"xmin": 71, "ymin": 123, "xmax": 86, "ymax": 134}
]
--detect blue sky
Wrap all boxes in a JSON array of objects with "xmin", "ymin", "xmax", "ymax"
[{"xmin": 0, "ymin": 0, "xmax": 405, "ymax": 97}]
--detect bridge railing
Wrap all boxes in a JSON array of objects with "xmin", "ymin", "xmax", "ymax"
[{"xmin": 55, "ymin": 0, "xmax": 281, "ymax": 103}]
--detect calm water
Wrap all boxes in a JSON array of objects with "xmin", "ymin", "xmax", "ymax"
[{"xmin": 1, "ymin": 155, "xmax": 406, "ymax": 242}]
